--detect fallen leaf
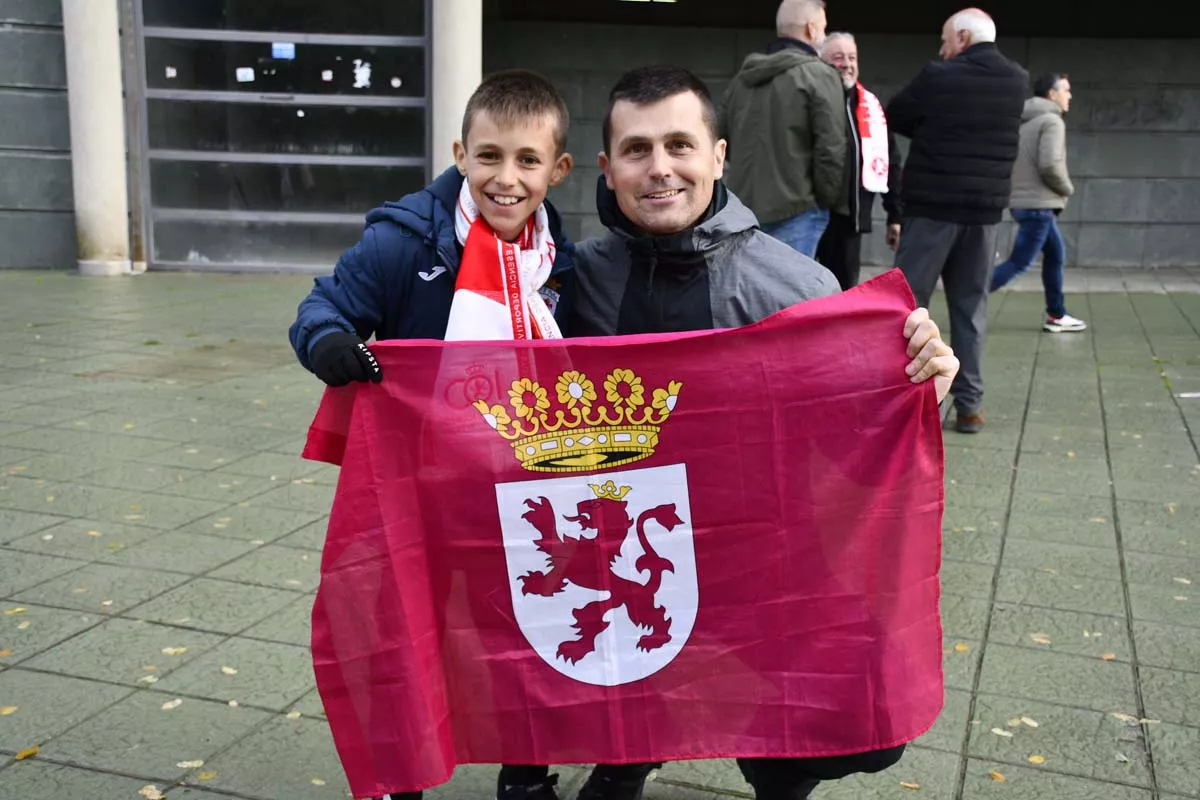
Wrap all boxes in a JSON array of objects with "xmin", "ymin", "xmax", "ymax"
[
  {"xmin": 14, "ymin": 745, "xmax": 38, "ymax": 760},
  {"xmin": 988, "ymin": 770, "xmax": 1006, "ymax": 783},
  {"xmin": 0, "ymin": 706, "xmax": 18, "ymax": 716},
  {"xmin": 1028, "ymin": 755, "xmax": 1046, "ymax": 764},
  {"xmin": 142, "ymin": 665, "xmax": 158, "ymax": 671},
  {"xmin": 138, "ymin": 675, "xmax": 159, "ymax": 684},
  {"xmin": 1139, "ymin": 718, "xmax": 1161, "ymax": 725},
  {"xmin": 162, "ymin": 647, "xmax": 188, "ymax": 656},
  {"xmin": 220, "ymin": 666, "xmax": 238, "ymax": 675},
  {"xmin": 1030, "ymin": 632, "xmax": 1052, "ymax": 645},
  {"xmin": 124, "ymin": 423, "xmax": 136, "ymax": 430},
  {"xmin": 1175, "ymin": 596, "xmax": 1189, "ymax": 602},
  {"xmin": 284, "ymin": 579, "xmax": 303, "ymax": 586},
  {"xmin": 197, "ymin": 770, "xmax": 219, "ymax": 781},
  {"xmin": 0, "ymin": 649, "xmax": 12, "ymax": 658},
  {"xmin": 177, "ymin": 760, "xmax": 205, "ymax": 769},
  {"xmin": 1007, "ymin": 718, "xmax": 1022, "ymax": 727},
  {"xmin": 45, "ymin": 495, "xmax": 55, "ymax": 502},
  {"xmin": 285, "ymin": 710, "xmax": 302, "ymax": 720},
  {"xmin": 138, "ymin": 786, "xmax": 164, "ymax": 800},
  {"xmin": 71, "ymin": 587, "xmax": 88, "ymax": 594},
  {"xmin": 310, "ymin": 778, "xmax": 327, "ymax": 786},
  {"xmin": 106, "ymin": 542, "xmax": 124, "ymax": 552},
  {"xmin": 1067, "ymin": 451, "xmax": 1076, "ymax": 459},
  {"xmin": 954, "ymin": 642, "xmax": 970, "ymax": 653},
  {"xmin": 1115, "ymin": 753, "xmax": 1130, "ymax": 763},
  {"xmin": 228, "ymin": 700, "xmax": 239, "ymax": 708},
  {"xmin": 1168, "ymin": 503, "xmax": 1176, "ymax": 513},
  {"xmin": 161, "ymin": 698, "xmax": 183, "ymax": 710},
  {"xmin": 1175, "ymin": 577, "xmax": 1192, "ymax": 585},
  {"xmin": 124, "ymin": 515, "xmax": 145, "ymax": 521},
  {"xmin": 41, "ymin": 534, "xmax": 53, "ymax": 541},
  {"xmin": 4, "ymin": 607, "xmax": 28, "ymax": 615},
  {"xmin": 1020, "ymin": 716, "xmax": 1039, "ymax": 728},
  {"xmin": 990, "ymin": 728, "xmax": 1014, "ymax": 738},
  {"xmin": 87, "ymin": 530, "xmax": 102, "ymax": 537},
  {"xmin": 1088, "ymin": 517, "xmax": 1107, "ymax": 523},
  {"xmin": 1102, "ymin": 653, "xmax": 1117, "ymax": 661},
  {"xmin": 1111, "ymin": 712, "xmax": 1138, "ymax": 723},
  {"xmin": 899, "ymin": 781, "xmax": 920, "ymax": 791},
  {"xmin": 1037, "ymin": 567, "xmax": 1059, "ymax": 575},
  {"xmin": 16, "ymin": 621, "xmax": 30, "ymax": 630}
]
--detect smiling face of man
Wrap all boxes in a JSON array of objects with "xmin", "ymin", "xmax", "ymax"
[{"xmin": 599, "ymin": 91, "xmax": 727, "ymax": 237}]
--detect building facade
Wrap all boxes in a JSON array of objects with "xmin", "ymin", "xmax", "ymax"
[{"xmin": 2, "ymin": 0, "xmax": 1198, "ymax": 272}]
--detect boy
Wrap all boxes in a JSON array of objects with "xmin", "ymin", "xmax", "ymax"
[
  {"xmin": 289, "ymin": 70, "xmax": 613, "ymax": 800},
  {"xmin": 289, "ymin": 68, "xmax": 575, "ymax": 383}
]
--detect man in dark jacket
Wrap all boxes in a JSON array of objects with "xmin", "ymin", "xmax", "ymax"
[
  {"xmin": 720, "ymin": 0, "xmax": 847, "ymax": 258},
  {"xmin": 886, "ymin": 8, "xmax": 1027, "ymax": 434},
  {"xmin": 816, "ymin": 32, "xmax": 903, "ymax": 290},
  {"xmin": 573, "ymin": 65, "xmax": 960, "ymax": 800}
]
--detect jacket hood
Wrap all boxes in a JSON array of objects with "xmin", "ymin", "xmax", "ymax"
[
  {"xmin": 1022, "ymin": 96, "xmax": 1063, "ymax": 122},
  {"xmin": 594, "ymin": 175, "xmax": 757, "ymax": 256},
  {"xmin": 737, "ymin": 47, "xmax": 820, "ymax": 87},
  {"xmin": 364, "ymin": 166, "xmax": 574, "ymax": 273}
]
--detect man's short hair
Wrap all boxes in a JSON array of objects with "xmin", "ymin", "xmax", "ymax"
[
  {"xmin": 821, "ymin": 31, "xmax": 856, "ymax": 54},
  {"xmin": 1033, "ymin": 72, "xmax": 1068, "ymax": 98},
  {"xmin": 461, "ymin": 69, "xmax": 569, "ymax": 155},
  {"xmin": 776, "ymin": 0, "xmax": 826, "ymax": 37},
  {"xmin": 949, "ymin": 8, "xmax": 997, "ymax": 43},
  {"xmin": 602, "ymin": 65, "xmax": 719, "ymax": 154}
]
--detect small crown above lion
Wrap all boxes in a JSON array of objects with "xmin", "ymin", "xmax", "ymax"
[{"xmin": 472, "ymin": 368, "xmax": 682, "ymax": 473}]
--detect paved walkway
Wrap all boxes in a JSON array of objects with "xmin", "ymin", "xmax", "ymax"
[{"xmin": 0, "ymin": 269, "xmax": 1198, "ymax": 800}]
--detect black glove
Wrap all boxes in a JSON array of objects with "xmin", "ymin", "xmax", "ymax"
[{"xmin": 309, "ymin": 331, "xmax": 382, "ymax": 387}]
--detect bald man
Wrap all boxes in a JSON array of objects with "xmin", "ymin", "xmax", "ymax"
[{"xmin": 886, "ymin": 8, "xmax": 1027, "ymax": 434}]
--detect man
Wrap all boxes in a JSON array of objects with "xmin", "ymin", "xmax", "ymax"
[
  {"xmin": 816, "ymin": 32, "xmax": 903, "ymax": 290},
  {"xmin": 886, "ymin": 7, "xmax": 1027, "ymax": 434},
  {"xmin": 990, "ymin": 72, "xmax": 1087, "ymax": 333},
  {"xmin": 572, "ymin": 64, "xmax": 959, "ymax": 800},
  {"xmin": 721, "ymin": 0, "xmax": 847, "ymax": 258}
]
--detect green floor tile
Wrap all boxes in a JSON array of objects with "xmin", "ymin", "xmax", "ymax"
[
  {"xmin": 977, "ymin": 644, "xmax": 1137, "ymax": 713},
  {"xmin": 152, "ymin": 636, "xmax": 313, "ymax": 710},
  {"xmin": 103, "ymin": 531, "xmax": 256, "ymax": 574},
  {"xmin": 0, "ymin": 669, "xmax": 132, "ymax": 750},
  {"xmin": 986, "ymin": 603, "xmax": 1130, "ymax": 660},
  {"xmin": 208, "ymin": 545, "xmax": 320, "ymax": 592},
  {"xmin": 993, "ymin": 567, "xmax": 1127, "ymax": 617},
  {"xmin": 46, "ymin": 691, "xmax": 269, "ymax": 782},
  {"xmin": 0, "ymin": 549, "xmax": 85, "ymax": 597},
  {"xmin": 0, "ymin": 761, "xmax": 156, "ymax": 800},
  {"xmin": 961, "ymin": 760, "xmax": 1151, "ymax": 799},
  {"xmin": 176, "ymin": 503, "xmax": 323, "ymax": 544},
  {"xmin": 1148, "ymin": 723, "xmax": 1200, "ymax": 798},
  {"xmin": 21, "ymin": 618, "xmax": 225, "ymax": 685},
  {"xmin": 240, "ymin": 596, "xmax": 313, "ymax": 646},
  {"xmin": 967, "ymin": 695, "xmax": 1150, "ymax": 785},
  {"xmin": 0, "ymin": 603, "xmax": 102, "ymax": 663},
  {"xmin": 1132, "ymin": 621, "xmax": 1200, "ymax": 672},
  {"xmin": 129, "ymin": 577, "xmax": 299, "ymax": 634}
]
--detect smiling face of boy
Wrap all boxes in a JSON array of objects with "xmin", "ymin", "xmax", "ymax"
[{"xmin": 453, "ymin": 110, "xmax": 573, "ymax": 242}]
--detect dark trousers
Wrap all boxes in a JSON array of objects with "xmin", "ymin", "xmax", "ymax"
[
  {"xmin": 814, "ymin": 212, "xmax": 863, "ymax": 291},
  {"xmin": 989, "ymin": 208, "xmax": 1067, "ymax": 318},
  {"xmin": 737, "ymin": 745, "xmax": 906, "ymax": 800},
  {"xmin": 895, "ymin": 217, "xmax": 998, "ymax": 415},
  {"xmin": 381, "ymin": 762, "xmax": 659, "ymax": 800}
]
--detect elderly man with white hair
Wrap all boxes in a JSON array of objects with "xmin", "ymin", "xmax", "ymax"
[
  {"xmin": 886, "ymin": 8, "xmax": 1028, "ymax": 435},
  {"xmin": 721, "ymin": 0, "xmax": 847, "ymax": 259}
]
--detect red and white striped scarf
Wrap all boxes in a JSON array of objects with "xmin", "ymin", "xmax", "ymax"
[
  {"xmin": 444, "ymin": 179, "xmax": 561, "ymax": 341},
  {"xmin": 856, "ymin": 83, "xmax": 889, "ymax": 194}
]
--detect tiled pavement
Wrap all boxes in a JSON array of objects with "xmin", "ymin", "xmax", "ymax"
[{"xmin": 1, "ymin": 269, "xmax": 1199, "ymax": 800}]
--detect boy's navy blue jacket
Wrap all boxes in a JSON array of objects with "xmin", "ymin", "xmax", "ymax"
[{"xmin": 289, "ymin": 166, "xmax": 577, "ymax": 371}]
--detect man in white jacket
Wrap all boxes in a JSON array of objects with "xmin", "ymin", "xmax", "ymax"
[{"xmin": 989, "ymin": 73, "xmax": 1086, "ymax": 332}]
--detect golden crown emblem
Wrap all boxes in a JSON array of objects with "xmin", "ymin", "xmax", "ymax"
[{"xmin": 472, "ymin": 368, "xmax": 683, "ymax": 473}]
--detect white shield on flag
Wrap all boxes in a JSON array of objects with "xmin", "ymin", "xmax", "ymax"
[{"xmin": 495, "ymin": 463, "xmax": 697, "ymax": 686}]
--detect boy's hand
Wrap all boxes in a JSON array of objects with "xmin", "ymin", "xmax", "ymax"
[{"xmin": 310, "ymin": 332, "xmax": 383, "ymax": 387}]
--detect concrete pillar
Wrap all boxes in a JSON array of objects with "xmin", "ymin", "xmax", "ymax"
[
  {"xmin": 61, "ymin": 0, "xmax": 132, "ymax": 276},
  {"xmin": 431, "ymin": 0, "xmax": 483, "ymax": 174}
]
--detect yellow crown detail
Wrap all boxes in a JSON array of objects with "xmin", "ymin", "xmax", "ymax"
[
  {"xmin": 472, "ymin": 368, "xmax": 683, "ymax": 473},
  {"xmin": 589, "ymin": 480, "xmax": 632, "ymax": 500}
]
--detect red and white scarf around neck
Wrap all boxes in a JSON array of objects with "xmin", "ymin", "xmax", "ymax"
[
  {"xmin": 856, "ymin": 83, "xmax": 890, "ymax": 194},
  {"xmin": 443, "ymin": 178, "xmax": 561, "ymax": 341}
]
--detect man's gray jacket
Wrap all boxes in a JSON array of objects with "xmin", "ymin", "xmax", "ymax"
[{"xmin": 571, "ymin": 179, "xmax": 839, "ymax": 337}]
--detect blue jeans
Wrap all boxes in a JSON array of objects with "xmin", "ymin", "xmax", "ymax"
[
  {"xmin": 990, "ymin": 208, "xmax": 1067, "ymax": 318},
  {"xmin": 761, "ymin": 207, "xmax": 830, "ymax": 259}
]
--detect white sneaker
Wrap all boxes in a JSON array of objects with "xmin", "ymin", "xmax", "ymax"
[{"xmin": 1044, "ymin": 313, "xmax": 1088, "ymax": 333}]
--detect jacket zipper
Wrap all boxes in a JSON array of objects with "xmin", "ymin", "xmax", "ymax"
[{"xmin": 845, "ymin": 93, "xmax": 861, "ymax": 234}]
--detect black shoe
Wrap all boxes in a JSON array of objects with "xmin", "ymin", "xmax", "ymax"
[
  {"xmin": 576, "ymin": 765, "xmax": 659, "ymax": 800},
  {"xmin": 498, "ymin": 773, "xmax": 559, "ymax": 800}
]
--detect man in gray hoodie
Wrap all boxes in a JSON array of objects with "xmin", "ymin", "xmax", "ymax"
[{"xmin": 990, "ymin": 73, "xmax": 1086, "ymax": 332}]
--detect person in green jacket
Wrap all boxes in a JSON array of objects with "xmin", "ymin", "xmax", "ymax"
[{"xmin": 720, "ymin": 0, "xmax": 848, "ymax": 259}]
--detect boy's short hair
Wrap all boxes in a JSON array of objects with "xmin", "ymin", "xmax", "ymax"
[
  {"xmin": 461, "ymin": 69, "xmax": 569, "ymax": 155},
  {"xmin": 1033, "ymin": 72, "xmax": 1068, "ymax": 98},
  {"xmin": 602, "ymin": 65, "xmax": 719, "ymax": 154}
]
